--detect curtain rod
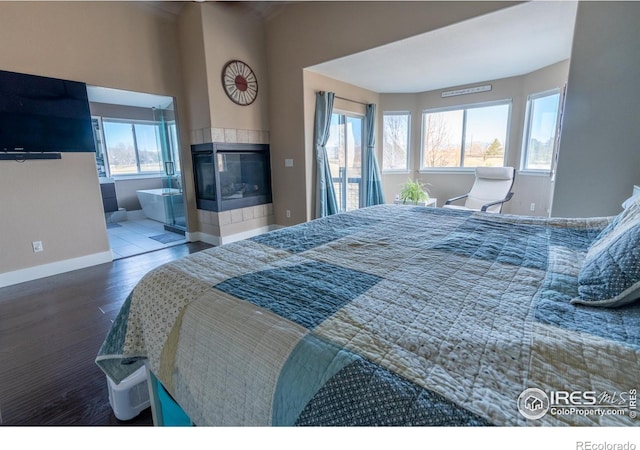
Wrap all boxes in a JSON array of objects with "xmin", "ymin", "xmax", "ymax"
[{"xmin": 335, "ymin": 95, "xmax": 369, "ymax": 106}]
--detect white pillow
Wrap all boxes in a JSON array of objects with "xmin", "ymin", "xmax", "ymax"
[{"xmin": 622, "ymin": 194, "xmax": 639, "ymax": 210}]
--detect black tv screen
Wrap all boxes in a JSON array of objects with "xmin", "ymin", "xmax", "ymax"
[{"xmin": 0, "ymin": 69, "xmax": 95, "ymax": 153}]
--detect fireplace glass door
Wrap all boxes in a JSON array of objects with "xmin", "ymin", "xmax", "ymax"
[
  {"xmin": 191, "ymin": 143, "xmax": 272, "ymax": 212},
  {"xmin": 218, "ymin": 152, "xmax": 269, "ymax": 201}
]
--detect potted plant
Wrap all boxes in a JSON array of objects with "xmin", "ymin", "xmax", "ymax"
[{"xmin": 399, "ymin": 179, "xmax": 430, "ymax": 205}]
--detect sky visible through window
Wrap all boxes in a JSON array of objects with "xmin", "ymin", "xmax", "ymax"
[
  {"xmin": 103, "ymin": 120, "xmax": 162, "ymax": 174},
  {"xmin": 523, "ymin": 92, "xmax": 560, "ymax": 170},
  {"xmin": 423, "ymin": 102, "xmax": 510, "ymax": 168},
  {"xmin": 465, "ymin": 105, "xmax": 509, "ymax": 144},
  {"xmin": 529, "ymin": 94, "xmax": 559, "ymax": 143}
]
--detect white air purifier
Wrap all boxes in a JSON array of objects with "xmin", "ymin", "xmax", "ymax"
[{"xmin": 106, "ymin": 365, "xmax": 150, "ymax": 421}]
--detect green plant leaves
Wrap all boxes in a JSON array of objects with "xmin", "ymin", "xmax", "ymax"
[{"xmin": 399, "ymin": 179, "xmax": 429, "ymax": 204}]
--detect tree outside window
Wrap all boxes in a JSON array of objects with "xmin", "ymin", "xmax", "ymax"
[
  {"xmin": 382, "ymin": 112, "xmax": 410, "ymax": 172},
  {"xmin": 422, "ymin": 101, "xmax": 510, "ymax": 169}
]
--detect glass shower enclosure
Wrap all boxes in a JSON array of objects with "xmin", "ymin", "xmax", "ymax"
[{"xmin": 153, "ymin": 104, "xmax": 186, "ymax": 233}]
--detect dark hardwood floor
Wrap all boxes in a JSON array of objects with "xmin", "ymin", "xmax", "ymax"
[{"xmin": 0, "ymin": 241, "xmax": 213, "ymax": 426}]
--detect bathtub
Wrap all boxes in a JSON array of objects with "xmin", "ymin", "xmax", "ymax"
[{"xmin": 136, "ymin": 188, "xmax": 184, "ymax": 223}]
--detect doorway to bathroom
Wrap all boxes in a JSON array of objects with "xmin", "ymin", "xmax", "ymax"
[{"xmin": 87, "ymin": 86, "xmax": 187, "ymax": 259}]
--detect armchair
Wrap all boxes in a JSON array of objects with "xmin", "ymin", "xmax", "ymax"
[{"xmin": 443, "ymin": 166, "xmax": 515, "ymax": 213}]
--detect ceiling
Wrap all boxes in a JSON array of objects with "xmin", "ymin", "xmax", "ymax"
[
  {"xmin": 307, "ymin": 1, "xmax": 578, "ymax": 94},
  {"xmin": 87, "ymin": 85, "xmax": 175, "ymax": 109}
]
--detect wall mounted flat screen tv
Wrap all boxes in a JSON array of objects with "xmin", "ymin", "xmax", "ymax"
[{"xmin": 0, "ymin": 69, "xmax": 95, "ymax": 153}]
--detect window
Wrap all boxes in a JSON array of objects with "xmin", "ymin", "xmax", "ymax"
[
  {"xmin": 421, "ymin": 101, "xmax": 511, "ymax": 169},
  {"xmin": 102, "ymin": 120, "xmax": 163, "ymax": 175},
  {"xmin": 521, "ymin": 90, "xmax": 561, "ymax": 172},
  {"xmin": 382, "ymin": 112, "xmax": 410, "ymax": 171},
  {"xmin": 326, "ymin": 112, "xmax": 363, "ymax": 212}
]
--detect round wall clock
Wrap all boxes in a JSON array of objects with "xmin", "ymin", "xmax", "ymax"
[{"xmin": 221, "ymin": 60, "xmax": 258, "ymax": 106}]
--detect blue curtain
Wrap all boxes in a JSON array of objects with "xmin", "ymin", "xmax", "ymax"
[
  {"xmin": 314, "ymin": 91, "xmax": 339, "ymax": 218},
  {"xmin": 363, "ymin": 103, "xmax": 385, "ymax": 206}
]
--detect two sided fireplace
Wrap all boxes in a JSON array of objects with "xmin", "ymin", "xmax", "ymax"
[{"xmin": 191, "ymin": 142, "xmax": 272, "ymax": 212}]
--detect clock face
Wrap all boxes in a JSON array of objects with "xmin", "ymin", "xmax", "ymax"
[{"xmin": 222, "ymin": 60, "xmax": 258, "ymax": 106}]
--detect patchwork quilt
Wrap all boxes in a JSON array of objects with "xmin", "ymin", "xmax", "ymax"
[{"xmin": 96, "ymin": 205, "xmax": 640, "ymax": 426}]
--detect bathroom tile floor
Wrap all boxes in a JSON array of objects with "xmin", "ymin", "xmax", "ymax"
[{"xmin": 106, "ymin": 218, "xmax": 186, "ymax": 260}]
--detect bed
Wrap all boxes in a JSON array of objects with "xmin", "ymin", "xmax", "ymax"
[{"xmin": 96, "ymin": 203, "xmax": 640, "ymax": 426}]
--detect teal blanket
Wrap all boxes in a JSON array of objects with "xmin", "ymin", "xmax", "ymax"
[{"xmin": 96, "ymin": 205, "xmax": 640, "ymax": 426}]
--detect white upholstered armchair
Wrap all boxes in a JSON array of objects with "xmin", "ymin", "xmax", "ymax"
[{"xmin": 443, "ymin": 166, "xmax": 515, "ymax": 213}]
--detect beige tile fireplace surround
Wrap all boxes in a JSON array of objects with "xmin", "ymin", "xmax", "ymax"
[
  {"xmin": 190, "ymin": 127, "xmax": 275, "ymax": 246},
  {"xmin": 190, "ymin": 127, "xmax": 269, "ymax": 147}
]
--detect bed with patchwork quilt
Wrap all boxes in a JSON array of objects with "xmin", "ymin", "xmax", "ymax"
[{"xmin": 96, "ymin": 203, "xmax": 640, "ymax": 426}]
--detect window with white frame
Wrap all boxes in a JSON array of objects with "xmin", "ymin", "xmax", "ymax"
[
  {"xmin": 521, "ymin": 90, "xmax": 561, "ymax": 172},
  {"xmin": 382, "ymin": 112, "xmax": 410, "ymax": 172},
  {"xmin": 102, "ymin": 119, "xmax": 164, "ymax": 176},
  {"xmin": 421, "ymin": 101, "xmax": 511, "ymax": 169}
]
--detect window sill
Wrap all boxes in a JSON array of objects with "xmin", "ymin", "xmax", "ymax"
[
  {"xmin": 110, "ymin": 173, "xmax": 167, "ymax": 182},
  {"xmin": 382, "ymin": 170, "xmax": 411, "ymax": 175},
  {"xmin": 419, "ymin": 168, "xmax": 475, "ymax": 175},
  {"xmin": 518, "ymin": 170, "xmax": 551, "ymax": 177}
]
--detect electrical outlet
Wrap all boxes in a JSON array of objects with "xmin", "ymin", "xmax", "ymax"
[
  {"xmin": 32, "ymin": 241, "xmax": 43, "ymax": 253},
  {"xmin": 530, "ymin": 203, "xmax": 536, "ymax": 212},
  {"xmin": 286, "ymin": 210, "xmax": 291, "ymax": 218},
  {"xmin": 284, "ymin": 159, "xmax": 294, "ymax": 167}
]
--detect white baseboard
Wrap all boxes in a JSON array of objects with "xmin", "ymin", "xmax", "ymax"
[
  {"xmin": 0, "ymin": 251, "xmax": 113, "ymax": 288},
  {"xmin": 0, "ymin": 224, "xmax": 280, "ymax": 288},
  {"xmin": 186, "ymin": 231, "xmax": 220, "ymax": 247}
]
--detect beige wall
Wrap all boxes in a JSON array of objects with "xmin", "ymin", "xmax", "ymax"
[
  {"xmin": 201, "ymin": 3, "xmax": 269, "ymax": 133},
  {"xmin": 89, "ymin": 102, "xmax": 159, "ymax": 123},
  {"xmin": 265, "ymin": 1, "xmax": 519, "ymax": 225},
  {"xmin": 0, "ymin": 153, "xmax": 108, "ymax": 275},
  {"xmin": 0, "ymin": 2, "xmax": 183, "ymax": 94},
  {"xmin": 179, "ymin": 2, "xmax": 270, "ymax": 139},
  {"xmin": 177, "ymin": 3, "xmax": 211, "ymax": 133},
  {"xmin": 0, "ymin": 1, "xmax": 186, "ymax": 284},
  {"xmin": 379, "ymin": 60, "xmax": 570, "ymax": 216},
  {"xmin": 552, "ymin": 1, "xmax": 640, "ymax": 217}
]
